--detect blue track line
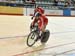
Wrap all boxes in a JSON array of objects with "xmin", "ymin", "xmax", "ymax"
[
  {"xmin": 0, "ymin": 35, "xmax": 28, "ymax": 39},
  {"xmin": 0, "ymin": 30, "xmax": 75, "ymax": 39}
]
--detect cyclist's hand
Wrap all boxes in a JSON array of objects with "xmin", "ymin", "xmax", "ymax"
[{"xmin": 31, "ymin": 17, "xmax": 33, "ymax": 20}]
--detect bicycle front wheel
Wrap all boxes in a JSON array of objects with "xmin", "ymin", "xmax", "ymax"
[{"xmin": 27, "ymin": 32, "xmax": 38, "ymax": 47}]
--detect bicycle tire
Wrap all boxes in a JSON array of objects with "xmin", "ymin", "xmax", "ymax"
[
  {"xmin": 27, "ymin": 31, "xmax": 38, "ymax": 47},
  {"xmin": 41, "ymin": 30, "xmax": 50, "ymax": 43}
]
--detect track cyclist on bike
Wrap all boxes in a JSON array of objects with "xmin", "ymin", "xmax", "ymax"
[{"xmin": 31, "ymin": 6, "xmax": 48, "ymax": 39}]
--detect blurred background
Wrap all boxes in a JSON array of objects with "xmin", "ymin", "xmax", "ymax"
[
  {"xmin": 0, "ymin": 0, "xmax": 75, "ymax": 16},
  {"xmin": 0, "ymin": 0, "xmax": 75, "ymax": 9}
]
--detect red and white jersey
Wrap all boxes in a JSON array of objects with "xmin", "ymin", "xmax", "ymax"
[{"xmin": 32, "ymin": 14, "xmax": 48, "ymax": 30}]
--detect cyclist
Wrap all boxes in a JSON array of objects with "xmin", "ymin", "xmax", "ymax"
[{"xmin": 31, "ymin": 6, "xmax": 48, "ymax": 39}]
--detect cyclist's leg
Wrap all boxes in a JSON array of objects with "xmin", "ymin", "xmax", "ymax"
[{"xmin": 40, "ymin": 24, "xmax": 47, "ymax": 38}]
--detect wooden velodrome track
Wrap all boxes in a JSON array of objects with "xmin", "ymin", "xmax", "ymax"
[{"xmin": 0, "ymin": 15, "xmax": 75, "ymax": 56}]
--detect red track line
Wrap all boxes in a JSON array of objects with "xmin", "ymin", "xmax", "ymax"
[
  {"xmin": 13, "ymin": 42, "xmax": 75, "ymax": 56},
  {"xmin": 0, "ymin": 13, "xmax": 23, "ymax": 16},
  {"xmin": 13, "ymin": 47, "xmax": 46, "ymax": 56}
]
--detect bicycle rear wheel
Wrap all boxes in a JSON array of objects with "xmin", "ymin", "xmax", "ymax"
[{"xmin": 41, "ymin": 30, "xmax": 50, "ymax": 43}]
